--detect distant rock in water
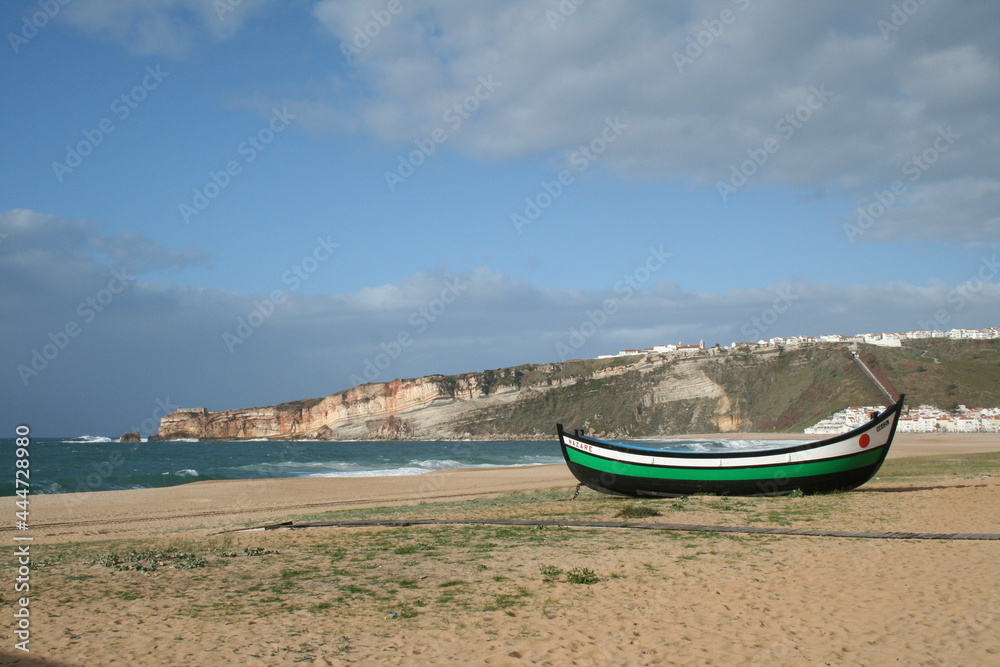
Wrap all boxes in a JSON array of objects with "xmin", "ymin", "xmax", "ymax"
[{"xmin": 119, "ymin": 432, "xmax": 142, "ymax": 443}]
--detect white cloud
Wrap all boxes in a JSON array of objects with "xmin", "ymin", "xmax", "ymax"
[
  {"xmin": 0, "ymin": 209, "xmax": 207, "ymax": 283},
  {"xmin": 903, "ymin": 45, "xmax": 1000, "ymax": 112},
  {"xmin": 58, "ymin": 0, "xmax": 275, "ymax": 57},
  {"xmin": 297, "ymin": 0, "xmax": 1000, "ymax": 244},
  {"xmin": 853, "ymin": 177, "xmax": 1000, "ymax": 246},
  {"xmin": 48, "ymin": 2, "xmax": 1000, "ymax": 245}
]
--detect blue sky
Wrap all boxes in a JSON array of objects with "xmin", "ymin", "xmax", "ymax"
[{"xmin": 2, "ymin": 0, "xmax": 998, "ymax": 437}]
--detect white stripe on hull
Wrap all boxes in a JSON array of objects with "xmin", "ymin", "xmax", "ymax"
[{"xmin": 562, "ymin": 417, "xmax": 893, "ymax": 469}]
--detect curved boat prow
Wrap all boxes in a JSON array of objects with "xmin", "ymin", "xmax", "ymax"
[{"xmin": 841, "ymin": 393, "xmax": 905, "ymax": 489}]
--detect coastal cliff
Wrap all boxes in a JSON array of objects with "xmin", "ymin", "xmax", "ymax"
[
  {"xmin": 155, "ymin": 373, "xmax": 524, "ymax": 441},
  {"xmin": 152, "ymin": 339, "xmax": 1000, "ymax": 441}
]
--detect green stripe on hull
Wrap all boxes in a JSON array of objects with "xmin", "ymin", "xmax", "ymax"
[{"xmin": 566, "ymin": 446, "xmax": 885, "ymax": 482}]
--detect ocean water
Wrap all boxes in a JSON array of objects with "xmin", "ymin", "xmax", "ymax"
[
  {"xmin": 627, "ymin": 437, "xmax": 811, "ymax": 453},
  {"xmin": 1, "ymin": 436, "xmax": 563, "ymax": 497},
  {"xmin": 3, "ymin": 434, "xmax": 809, "ymax": 497}
]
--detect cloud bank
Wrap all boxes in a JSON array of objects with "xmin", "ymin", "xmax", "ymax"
[
  {"xmin": 5, "ymin": 209, "xmax": 997, "ymax": 436},
  {"xmin": 53, "ymin": 1, "xmax": 1000, "ymax": 244},
  {"xmin": 295, "ymin": 0, "xmax": 1000, "ymax": 244}
]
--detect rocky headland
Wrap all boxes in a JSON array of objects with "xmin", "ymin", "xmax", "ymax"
[{"xmin": 151, "ymin": 339, "xmax": 1000, "ymax": 441}]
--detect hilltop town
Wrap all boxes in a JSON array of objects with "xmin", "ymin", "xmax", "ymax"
[
  {"xmin": 806, "ymin": 404, "xmax": 1000, "ymax": 434},
  {"xmin": 600, "ymin": 326, "xmax": 1000, "ymax": 359}
]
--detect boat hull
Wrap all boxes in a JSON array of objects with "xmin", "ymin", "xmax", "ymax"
[{"xmin": 557, "ymin": 396, "xmax": 904, "ymax": 497}]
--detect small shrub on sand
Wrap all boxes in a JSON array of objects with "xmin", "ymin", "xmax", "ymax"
[
  {"xmin": 566, "ymin": 567, "xmax": 600, "ymax": 585},
  {"xmin": 614, "ymin": 504, "xmax": 660, "ymax": 519}
]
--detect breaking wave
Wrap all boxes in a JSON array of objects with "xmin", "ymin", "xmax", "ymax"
[
  {"xmin": 62, "ymin": 435, "xmax": 115, "ymax": 444},
  {"xmin": 630, "ymin": 438, "xmax": 812, "ymax": 452}
]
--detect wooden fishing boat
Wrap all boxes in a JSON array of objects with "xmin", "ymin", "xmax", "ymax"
[{"xmin": 557, "ymin": 395, "xmax": 905, "ymax": 496}]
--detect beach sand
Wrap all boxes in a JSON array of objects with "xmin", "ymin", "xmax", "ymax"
[{"xmin": 4, "ymin": 433, "xmax": 999, "ymax": 665}]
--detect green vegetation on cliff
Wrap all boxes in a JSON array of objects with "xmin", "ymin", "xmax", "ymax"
[
  {"xmin": 442, "ymin": 340, "xmax": 999, "ymax": 437},
  {"xmin": 702, "ymin": 345, "xmax": 881, "ymax": 432},
  {"xmin": 452, "ymin": 365, "xmax": 689, "ymax": 438},
  {"xmin": 867, "ymin": 339, "xmax": 1000, "ymax": 410}
]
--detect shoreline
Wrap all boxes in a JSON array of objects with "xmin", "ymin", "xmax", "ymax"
[
  {"xmin": 4, "ymin": 433, "xmax": 999, "ymax": 546},
  {"xmin": 93, "ymin": 430, "xmax": 1000, "ymax": 443}
]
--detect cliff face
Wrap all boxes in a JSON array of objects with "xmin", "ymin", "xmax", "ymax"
[
  {"xmin": 153, "ymin": 340, "xmax": 999, "ymax": 440},
  {"xmin": 154, "ymin": 373, "xmax": 524, "ymax": 441},
  {"xmin": 151, "ymin": 350, "xmax": 859, "ymax": 441},
  {"xmin": 154, "ymin": 354, "xmax": 740, "ymax": 440}
]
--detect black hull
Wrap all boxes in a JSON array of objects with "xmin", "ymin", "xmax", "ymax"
[{"xmin": 564, "ymin": 456, "xmax": 891, "ymax": 497}]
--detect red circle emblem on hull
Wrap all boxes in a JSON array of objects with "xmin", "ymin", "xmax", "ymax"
[{"xmin": 859, "ymin": 434, "xmax": 871, "ymax": 448}]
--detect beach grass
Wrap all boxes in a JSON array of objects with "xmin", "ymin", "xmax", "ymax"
[
  {"xmin": 22, "ymin": 520, "xmax": 694, "ymax": 625},
  {"xmin": 14, "ymin": 451, "xmax": 992, "ymax": 586},
  {"xmin": 875, "ymin": 450, "xmax": 1000, "ymax": 480},
  {"xmin": 12, "ymin": 448, "xmax": 999, "ymax": 665}
]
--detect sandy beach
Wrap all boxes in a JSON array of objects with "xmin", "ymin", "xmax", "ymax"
[{"xmin": 4, "ymin": 433, "xmax": 999, "ymax": 665}]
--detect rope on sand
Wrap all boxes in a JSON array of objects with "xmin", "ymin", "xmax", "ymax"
[{"xmin": 217, "ymin": 518, "xmax": 1000, "ymax": 541}]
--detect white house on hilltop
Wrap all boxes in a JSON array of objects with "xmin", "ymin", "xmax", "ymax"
[{"xmin": 604, "ymin": 341, "xmax": 705, "ymax": 358}]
